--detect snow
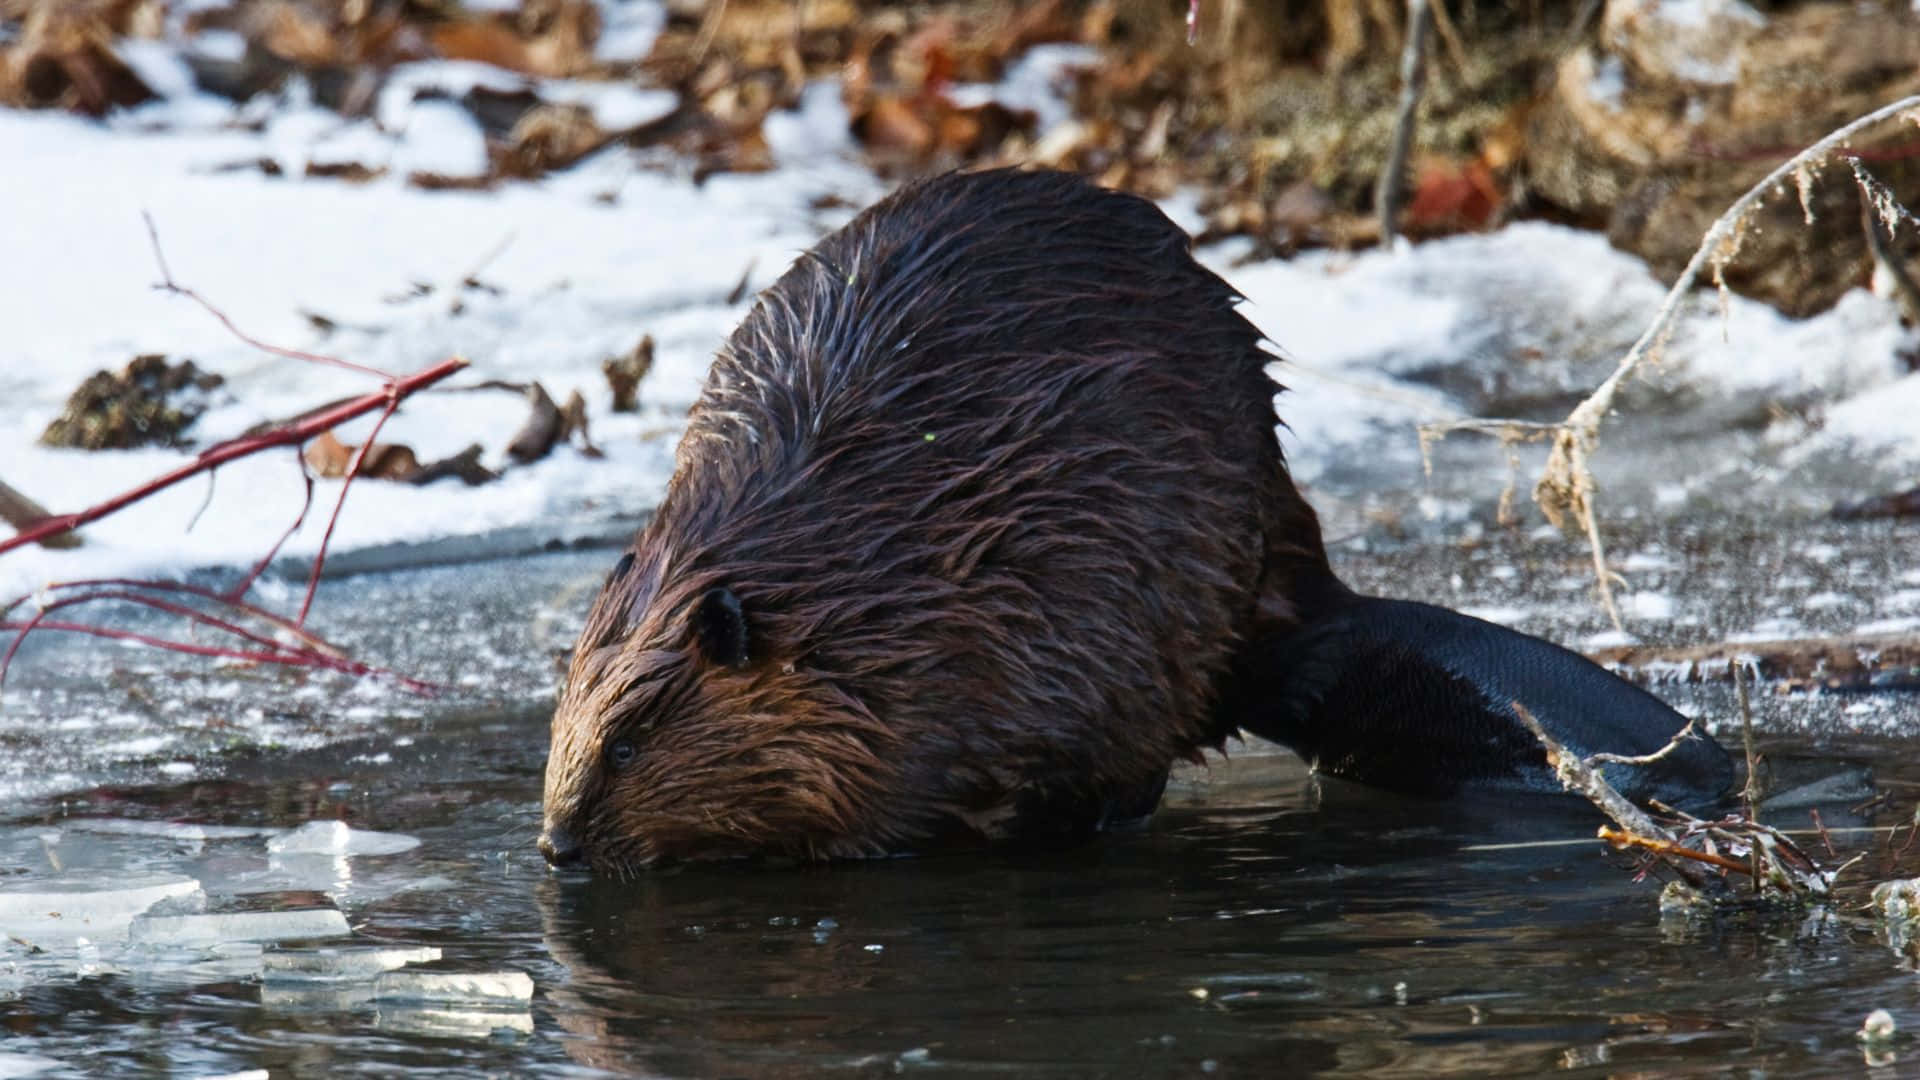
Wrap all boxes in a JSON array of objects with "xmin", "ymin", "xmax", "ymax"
[
  {"xmin": 1, "ymin": 24, "xmax": 1915, "ymax": 632},
  {"xmin": 594, "ymin": 0, "xmax": 668, "ymax": 64}
]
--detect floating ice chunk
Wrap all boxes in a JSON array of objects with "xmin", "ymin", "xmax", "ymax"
[
  {"xmin": 122, "ymin": 941, "xmax": 266, "ymax": 986},
  {"xmin": 0, "ymin": 1052, "xmax": 65, "ymax": 1079},
  {"xmin": 264, "ymin": 945, "xmax": 442, "ymax": 983},
  {"xmin": 373, "ymin": 969, "xmax": 535, "ymax": 1006},
  {"xmin": 267, "ymin": 820, "xmax": 421, "ymax": 856},
  {"xmin": 0, "ymin": 874, "xmax": 202, "ymax": 941},
  {"xmin": 68, "ymin": 819, "xmax": 281, "ymax": 841},
  {"xmin": 260, "ymin": 983, "xmax": 377, "ymax": 1012},
  {"xmin": 377, "ymin": 1006, "xmax": 535, "ymax": 1039},
  {"xmin": 129, "ymin": 908, "xmax": 350, "ymax": 946},
  {"xmin": 195, "ymin": 1072, "xmax": 269, "ymax": 1080}
]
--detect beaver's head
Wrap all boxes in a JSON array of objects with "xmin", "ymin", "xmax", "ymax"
[{"xmin": 539, "ymin": 524, "xmax": 925, "ymax": 872}]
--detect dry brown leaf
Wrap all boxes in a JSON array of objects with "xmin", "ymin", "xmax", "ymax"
[
  {"xmin": 303, "ymin": 430, "xmax": 421, "ymax": 481},
  {"xmin": 603, "ymin": 335, "xmax": 654, "ymax": 413},
  {"xmin": 506, "ymin": 383, "xmax": 563, "ymax": 464}
]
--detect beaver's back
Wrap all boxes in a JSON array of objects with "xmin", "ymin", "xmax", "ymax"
[{"xmin": 652, "ymin": 169, "xmax": 1328, "ymax": 845}]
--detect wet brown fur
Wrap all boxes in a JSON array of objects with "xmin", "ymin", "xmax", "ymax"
[{"xmin": 545, "ymin": 168, "xmax": 1336, "ymax": 873}]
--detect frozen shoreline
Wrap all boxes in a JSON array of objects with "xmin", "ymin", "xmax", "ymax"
[{"xmin": 4, "ymin": 24, "xmax": 1918, "ymax": 643}]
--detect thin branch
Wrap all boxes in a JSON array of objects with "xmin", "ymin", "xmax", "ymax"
[
  {"xmin": 3, "ymin": 579, "xmax": 342, "ymax": 654},
  {"xmin": 229, "ymin": 454, "xmax": 315, "ymax": 603},
  {"xmin": 1422, "ymin": 95, "xmax": 1920, "ymax": 627},
  {"xmin": 1587, "ymin": 715, "xmax": 1701, "ymax": 767},
  {"xmin": 1511, "ymin": 701, "xmax": 1671, "ymax": 840},
  {"xmin": 143, "ymin": 212, "xmax": 398, "ymax": 381},
  {"xmin": 298, "ymin": 396, "xmax": 400, "ymax": 624},
  {"xmin": 0, "ymin": 357, "xmax": 468, "ymax": 558},
  {"xmin": 1375, "ymin": 0, "xmax": 1433, "ymax": 246},
  {"xmin": 0, "ymin": 617, "xmax": 432, "ymax": 691}
]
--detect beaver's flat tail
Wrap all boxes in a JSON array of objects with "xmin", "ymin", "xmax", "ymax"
[{"xmin": 1221, "ymin": 595, "xmax": 1735, "ymax": 807}]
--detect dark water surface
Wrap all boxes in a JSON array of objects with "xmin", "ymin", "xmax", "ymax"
[
  {"xmin": 3, "ymin": 533, "xmax": 1919, "ymax": 1078},
  {"xmin": 4, "ymin": 712, "xmax": 1920, "ymax": 1078}
]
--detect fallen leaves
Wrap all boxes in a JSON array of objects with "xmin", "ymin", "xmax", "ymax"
[
  {"xmin": 40, "ymin": 355, "xmax": 227, "ymax": 451},
  {"xmin": 0, "ymin": 0, "xmax": 154, "ymax": 114},
  {"xmin": 602, "ymin": 335, "xmax": 654, "ymax": 414}
]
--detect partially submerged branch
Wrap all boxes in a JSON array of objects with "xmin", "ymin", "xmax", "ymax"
[{"xmin": 1514, "ymin": 699, "xmax": 1837, "ymax": 903}]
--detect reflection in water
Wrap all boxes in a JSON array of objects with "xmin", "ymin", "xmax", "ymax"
[
  {"xmin": 2, "ymin": 719, "xmax": 1916, "ymax": 1077},
  {"xmin": 528, "ymin": 753, "xmax": 1857, "ymax": 1077}
]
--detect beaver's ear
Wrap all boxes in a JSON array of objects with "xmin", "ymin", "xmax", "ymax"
[{"xmin": 694, "ymin": 586, "xmax": 751, "ymax": 669}]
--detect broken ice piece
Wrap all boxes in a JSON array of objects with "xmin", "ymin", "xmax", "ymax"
[
  {"xmin": 377, "ymin": 1005, "xmax": 535, "ymax": 1039},
  {"xmin": 0, "ymin": 874, "xmax": 202, "ymax": 940},
  {"xmin": 122, "ymin": 941, "xmax": 266, "ymax": 986},
  {"xmin": 260, "ymin": 982, "xmax": 378, "ymax": 1012},
  {"xmin": 372, "ymin": 969, "xmax": 534, "ymax": 1006},
  {"xmin": 267, "ymin": 820, "xmax": 421, "ymax": 856},
  {"xmin": 128, "ymin": 908, "xmax": 350, "ymax": 946},
  {"xmin": 264, "ymin": 945, "xmax": 443, "ymax": 983},
  {"xmin": 0, "ymin": 1052, "xmax": 65, "ymax": 1078},
  {"xmin": 68, "ymin": 819, "xmax": 280, "ymax": 841}
]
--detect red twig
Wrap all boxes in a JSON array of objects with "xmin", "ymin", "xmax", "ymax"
[
  {"xmin": 142, "ymin": 213, "xmax": 397, "ymax": 381},
  {"xmin": 230, "ymin": 455, "xmax": 314, "ymax": 603},
  {"xmin": 4, "ymin": 579, "xmax": 338, "ymax": 653},
  {"xmin": 0, "ymin": 357, "xmax": 466, "ymax": 559},
  {"xmin": 0, "ymin": 617, "xmax": 432, "ymax": 691},
  {"xmin": 299, "ymin": 396, "xmax": 399, "ymax": 624},
  {"xmin": 0, "ymin": 219, "xmax": 468, "ymax": 696}
]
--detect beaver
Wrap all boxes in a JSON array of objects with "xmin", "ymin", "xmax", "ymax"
[{"xmin": 540, "ymin": 168, "xmax": 1731, "ymax": 872}]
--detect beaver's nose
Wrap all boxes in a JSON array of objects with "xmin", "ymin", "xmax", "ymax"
[{"xmin": 538, "ymin": 823, "xmax": 583, "ymax": 867}]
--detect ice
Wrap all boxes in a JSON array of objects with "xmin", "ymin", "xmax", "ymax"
[
  {"xmin": 0, "ymin": 874, "xmax": 202, "ymax": 942},
  {"xmin": 128, "ymin": 907, "xmax": 351, "ymax": 946},
  {"xmin": 373, "ymin": 968, "xmax": 535, "ymax": 1005},
  {"xmin": 376, "ymin": 1005, "xmax": 536, "ymax": 1038},
  {"xmin": 121, "ymin": 941, "xmax": 266, "ymax": 986},
  {"xmin": 67, "ymin": 819, "xmax": 280, "ymax": 841},
  {"xmin": 0, "ymin": 1053, "xmax": 64, "ymax": 1079},
  {"xmin": 264, "ymin": 945, "xmax": 443, "ymax": 983},
  {"xmin": 266, "ymin": 820, "xmax": 421, "ymax": 856}
]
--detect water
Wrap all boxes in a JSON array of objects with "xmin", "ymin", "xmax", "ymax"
[
  {"xmin": 3, "ymin": 707, "xmax": 1919, "ymax": 1077},
  {"xmin": 3, "ymin": 525, "xmax": 1919, "ymax": 1077}
]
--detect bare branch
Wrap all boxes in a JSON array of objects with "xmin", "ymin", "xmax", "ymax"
[
  {"xmin": 1587, "ymin": 715, "xmax": 1701, "ymax": 767},
  {"xmin": 0, "ymin": 357, "xmax": 467, "ymax": 559},
  {"xmin": 1375, "ymin": 0, "xmax": 1433, "ymax": 246},
  {"xmin": 143, "ymin": 212, "xmax": 398, "ymax": 381}
]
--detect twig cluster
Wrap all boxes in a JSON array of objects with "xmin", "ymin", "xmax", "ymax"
[
  {"xmin": 0, "ymin": 217, "xmax": 469, "ymax": 693},
  {"xmin": 1420, "ymin": 94, "xmax": 1920, "ymax": 629},
  {"xmin": 1514, "ymin": 659, "xmax": 1848, "ymax": 903}
]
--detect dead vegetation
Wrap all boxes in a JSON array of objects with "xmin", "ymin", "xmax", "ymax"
[{"xmin": 5, "ymin": 1, "xmax": 1914, "ymax": 310}]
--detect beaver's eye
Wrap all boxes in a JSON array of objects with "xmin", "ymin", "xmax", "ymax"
[{"xmin": 607, "ymin": 739, "xmax": 637, "ymax": 771}]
